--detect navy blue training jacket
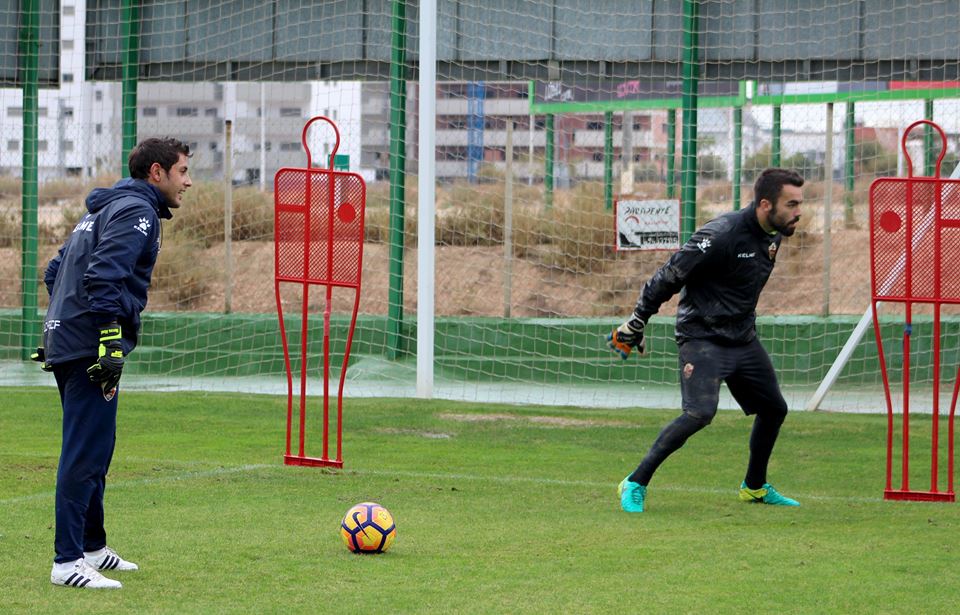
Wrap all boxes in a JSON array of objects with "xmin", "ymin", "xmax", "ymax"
[
  {"xmin": 42, "ymin": 178, "xmax": 173, "ymax": 365},
  {"xmin": 632, "ymin": 203, "xmax": 782, "ymax": 346}
]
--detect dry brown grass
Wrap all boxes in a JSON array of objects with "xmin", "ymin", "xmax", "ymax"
[
  {"xmin": 168, "ymin": 182, "xmax": 274, "ymax": 247},
  {"xmin": 150, "ymin": 233, "xmax": 211, "ymax": 309},
  {"xmin": 0, "ymin": 175, "xmax": 879, "ymax": 318}
]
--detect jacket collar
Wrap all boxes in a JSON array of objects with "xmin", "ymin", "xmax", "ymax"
[{"xmin": 744, "ymin": 201, "xmax": 778, "ymax": 240}]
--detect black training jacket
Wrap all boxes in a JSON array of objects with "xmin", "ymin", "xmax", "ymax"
[{"xmin": 632, "ymin": 203, "xmax": 782, "ymax": 345}]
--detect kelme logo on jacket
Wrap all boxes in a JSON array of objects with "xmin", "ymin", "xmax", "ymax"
[
  {"xmin": 135, "ymin": 217, "xmax": 151, "ymax": 236},
  {"xmin": 73, "ymin": 216, "xmax": 94, "ymax": 233}
]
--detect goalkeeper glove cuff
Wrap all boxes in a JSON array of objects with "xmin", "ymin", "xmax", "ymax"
[
  {"xmin": 87, "ymin": 322, "xmax": 125, "ymax": 391},
  {"xmin": 607, "ymin": 317, "xmax": 647, "ymax": 359}
]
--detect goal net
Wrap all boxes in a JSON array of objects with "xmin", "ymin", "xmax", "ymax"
[{"xmin": 2, "ymin": 0, "xmax": 960, "ymax": 413}]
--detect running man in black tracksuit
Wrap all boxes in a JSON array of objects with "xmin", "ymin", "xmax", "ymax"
[
  {"xmin": 609, "ymin": 168, "xmax": 804, "ymax": 513},
  {"xmin": 38, "ymin": 138, "xmax": 192, "ymax": 588}
]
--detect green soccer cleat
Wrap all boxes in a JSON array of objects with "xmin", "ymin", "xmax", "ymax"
[
  {"xmin": 738, "ymin": 482, "xmax": 800, "ymax": 506},
  {"xmin": 618, "ymin": 477, "xmax": 647, "ymax": 513}
]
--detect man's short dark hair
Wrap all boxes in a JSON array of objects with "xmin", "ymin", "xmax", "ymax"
[
  {"xmin": 754, "ymin": 168, "xmax": 804, "ymax": 206},
  {"xmin": 128, "ymin": 137, "xmax": 191, "ymax": 180}
]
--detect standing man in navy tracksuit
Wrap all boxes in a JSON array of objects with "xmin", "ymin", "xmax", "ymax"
[
  {"xmin": 36, "ymin": 138, "xmax": 192, "ymax": 589},
  {"xmin": 608, "ymin": 168, "xmax": 805, "ymax": 513}
]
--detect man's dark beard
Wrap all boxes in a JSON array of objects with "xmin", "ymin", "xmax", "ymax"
[{"xmin": 770, "ymin": 205, "xmax": 798, "ymax": 236}]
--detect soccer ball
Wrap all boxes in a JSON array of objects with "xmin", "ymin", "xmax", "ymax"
[{"xmin": 340, "ymin": 502, "xmax": 397, "ymax": 554}]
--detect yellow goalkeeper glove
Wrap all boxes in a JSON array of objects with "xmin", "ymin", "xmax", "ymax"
[{"xmin": 86, "ymin": 322, "xmax": 124, "ymax": 393}]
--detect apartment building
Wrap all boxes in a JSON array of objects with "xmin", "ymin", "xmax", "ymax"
[
  {"xmin": 0, "ymin": 1, "xmax": 748, "ymax": 188},
  {"xmin": 0, "ymin": 1, "xmax": 118, "ymax": 182}
]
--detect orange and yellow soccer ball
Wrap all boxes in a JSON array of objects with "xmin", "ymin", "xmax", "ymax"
[{"xmin": 340, "ymin": 502, "xmax": 397, "ymax": 554}]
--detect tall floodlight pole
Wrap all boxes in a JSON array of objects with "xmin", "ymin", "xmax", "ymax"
[
  {"xmin": 386, "ymin": 0, "xmax": 407, "ymax": 359},
  {"xmin": 19, "ymin": 0, "xmax": 40, "ymax": 358},
  {"xmin": 121, "ymin": 0, "xmax": 140, "ymax": 174},
  {"xmin": 679, "ymin": 0, "xmax": 700, "ymax": 241},
  {"xmin": 417, "ymin": 0, "xmax": 437, "ymax": 398},
  {"xmin": 732, "ymin": 106, "xmax": 743, "ymax": 209}
]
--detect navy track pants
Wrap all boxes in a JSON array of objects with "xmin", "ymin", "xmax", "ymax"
[{"xmin": 53, "ymin": 358, "xmax": 118, "ymax": 563}]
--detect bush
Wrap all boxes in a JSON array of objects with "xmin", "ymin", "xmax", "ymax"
[
  {"xmin": 47, "ymin": 201, "xmax": 88, "ymax": 245},
  {"xmin": 150, "ymin": 234, "xmax": 210, "ymax": 309},
  {"xmin": 361, "ymin": 180, "xmax": 417, "ymax": 244},
  {"xmin": 783, "ymin": 152, "xmax": 824, "ymax": 182},
  {"xmin": 436, "ymin": 182, "xmax": 505, "ymax": 247},
  {"xmin": 633, "ymin": 163, "xmax": 660, "ymax": 183},
  {"xmin": 505, "ymin": 185, "xmax": 551, "ymax": 259},
  {"xmin": 229, "ymin": 187, "xmax": 274, "ymax": 240},
  {"xmin": 856, "ymin": 139, "xmax": 898, "ymax": 177},
  {"xmin": 698, "ymin": 154, "xmax": 727, "ymax": 180},
  {"xmin": 742, "ymin": 145, "xmax": 772, "ymax": 183},
  {"xmin": 0, "ymin": 201, "xmax": 17, "ymax": 248},
  {"xmin": 0, "ymin": 176, "xmax": 20, "ymax": 200},
  {"xmin": 539, "ymin": 182, "xmax": 614, "ymax": 274},
  {"xmin": 698, "ymin": 182, "xmax": 732, "ymax": 205},
  {"xmin": 169, "ymin": 181, "xmax": 273, "ymax": 246}
]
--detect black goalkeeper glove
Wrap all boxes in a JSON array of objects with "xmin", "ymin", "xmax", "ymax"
[
  {"xmin": 86, "ymin": 322, "xmax": 124, "ymax": 393},
  {"xmin": 606, "ymin": 317, "xmax": 646, "ymax": 359},
  {"xmin": 30, "ymin": 347, "xmax": 54, "ymax": 372}
]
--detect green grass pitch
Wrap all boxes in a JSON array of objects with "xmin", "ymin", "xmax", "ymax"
[{"xmin": 2, "ymin": 388, "xmax": 959, "ymax": 614}]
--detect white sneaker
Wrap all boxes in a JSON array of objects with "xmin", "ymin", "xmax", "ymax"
[
  {"xmin": 50, "ymin": 559, "xmax": 122, "ymax": 589},
  {"xmin": 84, "ymin": 546, "xmax": 139, "ymax": 571}
]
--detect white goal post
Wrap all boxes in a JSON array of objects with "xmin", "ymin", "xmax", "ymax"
[{"xmin": 805, "ymin": 160, "xmax": 960, "ymax": 411}]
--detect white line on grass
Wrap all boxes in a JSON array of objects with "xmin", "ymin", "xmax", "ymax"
[
  {"xmin": 353, "ymin": 468, "xmax": 888, "ymax": 504},
  {"xmin": 1, "ymin": 461, "xmax": 886, "ymax": 506}
]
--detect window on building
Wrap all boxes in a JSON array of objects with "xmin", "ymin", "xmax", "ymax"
[
  {"xmin": 62, "ymin": 39, "xmax": 74, "ymax": 51},
  {"xmin": 175, "ymin": 107, "xmax": 199, "ymax": 117},
  {"xmin": 437, "ymin": 146, "xmax": 467, "ymax": 161},
  {"xmin": 11, "ymin": 107, "xmax": 49, "ymax": 117},
  {"xmin": 279, "ymin": 142, "xmax": 300, "ymax": 152},
  {"xmin": 280, "ymin": 107, "xmax": 301, "ymax": 117},
  {"xmin": 7, "ymin": 140, "xmax": 18, "ymax": 151},
  {"xmin": 95, "ymin": 90, "xmax": 103, "ymax": 101},
  {"xmin": 439, "ymin": 116, "xmax": 467, "ymax": 130},
  {"xmin": 62, "ymin": 140, "xmax": 74, "ymax": 151},
  {"xmin": 587, "ymin": 121, "xmax": 603, "ymax": 131},
  {"xmin": 633, "ymin": 116, "xmax": 652, "ymax": 131},
  {"xmin": 38, "ymin": 140, "xmax": 48, "ymax": 152},
  {"xmin": 63, "ymin": 5, "xmax": 75, "ymax": 16},
  {"xmin": 438, "ymin": 83, "xmax": 467, "ymax": 99},
  {"xmin": 205, "ymin": 108, "xmax": 218, "ymax": 117},
  {"xmin": 209, "ymin": 142, "xmax": 217, "ymax": 151},
  {"xmin": 592, "ymin": 152, "xmax": 604, "ymax": 162},
  {"xmin": 95, "ymin": 124, "xmax": 102, "ymax": 135},
  {"xmin": 142, "ymin": 107, "xmax": 158, "ymax": 117},
  {"xmin": 254, "ymin": 142, "xmax": 272, "ymax": 152},
  {"xmin": 62, "ymin": 73, "xmax": 74, "ymax": 83},
  {"xmin": 62, "ymin": 107, "xmax": 74, "ymax": 118}
]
